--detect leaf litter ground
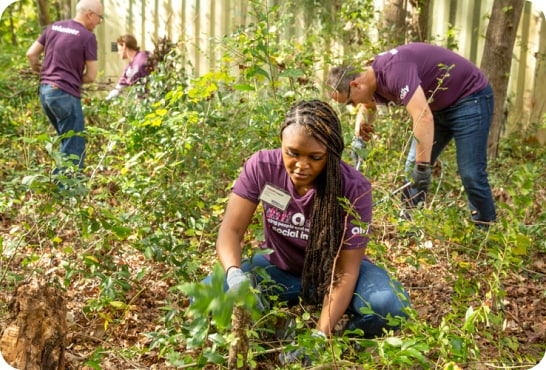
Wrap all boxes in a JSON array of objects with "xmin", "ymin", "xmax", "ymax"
[{"xmin": 0, "ymin": 195, "xmax": 545, "ymax": 369}]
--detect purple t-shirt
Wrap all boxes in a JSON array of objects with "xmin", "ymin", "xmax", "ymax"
[
  {"xmin": 232, "ymin": 149, "xmax": 372, "ymax": 274},
  {"xmin": 118, "ymin": 51, "xmax": 150, "ymax": 86},
  {"xmin": 372, "ymin": 43, "xmax": 488, "ymax": 111},
  {"xmin": 38, "ymin": 20, "xmax": 98, "ymax": 98}
]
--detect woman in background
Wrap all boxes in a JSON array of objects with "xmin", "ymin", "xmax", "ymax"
[{"xmin": 106, "ymin": 34, "xmax": 150, "ymax": 100}]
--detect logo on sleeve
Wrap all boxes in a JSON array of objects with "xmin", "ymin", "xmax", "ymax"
[{"xmin": 399, "ymin": 85, "xmax": 409, "ymax": 100}]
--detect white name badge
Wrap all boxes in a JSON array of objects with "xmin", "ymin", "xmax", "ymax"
[{"xmin": 259, "ymin": 183, "xmax": 291, "ymax": 211}]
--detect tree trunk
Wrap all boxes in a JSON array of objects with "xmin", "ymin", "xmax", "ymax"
[
  {"xmin": 228, "ymin": 305, "xmax": 251, "ymax": 370},
  {"xmin": 0, "ymin": 278, "xmax": 67, "ymax": 370},
  {"xmin": 480, "ymin": 0, "xmax": 525, "ymax": 159},
  {"xmin": 382, "ymin": 0, "xmax": 408, "ymax": 47},
  {"xmin": 58, "ymin": 0, "xmax": 72, "ymax": 21},
  {"xmin": 8, "ymin": 6, "xmax": 17, "ymax": 46},
  {"xmin": 36, "ymin": 0, "xmax": 50, "ymax": 26},
  {"xmin": 409, "ymin": 0, "xmax": 430, "ymax": 41}
]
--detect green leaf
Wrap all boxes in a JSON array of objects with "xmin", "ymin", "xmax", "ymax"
[
  {"xmin": 385, "ymin": 336, "xmax": 403, "ymax": 347},
  {"xmin": 85, "ymin": 255, "xmax": 99, "ymax": 264},
  {"xmin": 109, "ymin": 301, "xmax": 129, "ymax": 310},
  {"xmin": 279, "ymin": 68, "xmax": 305, "ymax": 78},
  {"xmin": 84, "ymin": 360, "xmax": 102, "ymax": 370},
  {"xmin": 513, "ymin": 234, "xmax": 530, "ymax": 255},
  {"xmin": 233, "ymin": 84, "xmax": 255, "ymax": 91},
  {"xmin": 203, "ymin": 349, "xmax": 225, "ymax": 364}
]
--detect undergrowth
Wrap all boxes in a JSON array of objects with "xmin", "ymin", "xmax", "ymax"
[{"xmin": 1, "ymin": 0, "xmax": 545, "ymax": 369}]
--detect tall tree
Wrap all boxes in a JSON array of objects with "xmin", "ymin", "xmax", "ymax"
[
  {"xmin": 36, "ymin": 0, "xmax": 50, "ymax": 26},
  {"xmin": 409, "ymin": 0, "xmax": 430, "ymax": 41},
  {"xmin": 381, "ymin": 0, "xmax": 430, "ymax": 45},
  {"xmin": 480, "ymin": 0, "xmax": 525, "ymax": 159},
  {"xmin": 382, "ymin": 0, "xmax": 407, "ymax": 47},
  {"xmin": 58, "ymin": 0, "xmax": 71, "ymax": 20}
]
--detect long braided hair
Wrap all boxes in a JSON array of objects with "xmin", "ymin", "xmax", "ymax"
[{"xmin": 280, "ymin": 100, "xmax": 345, "ymax": 305}]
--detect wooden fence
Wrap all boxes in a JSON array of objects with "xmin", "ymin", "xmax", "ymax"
[{"xmin": 95, "ymin": 0, "xmax": 546, "ymax": 139}]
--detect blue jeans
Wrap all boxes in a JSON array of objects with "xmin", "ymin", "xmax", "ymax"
[
  {"xmin": 206, "ymin": 254, "xmax": 411, "ymax": 338},
  {"xmin": 432, "ymin": 84, "xmax": 496, "ymax": 222},
  {"xmin": 403, "ymin": 85, "xmax": 496, "ymax": 222},
  {"xmin": 39, "ymin": 84, "xmax": 86, "ymax": 171},
  {"xmin": 405, "ymin": 138, "xmax": 417, "ymax": 175}
]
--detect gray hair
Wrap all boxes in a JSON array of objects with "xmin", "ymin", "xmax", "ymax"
[
  {"xmin": 325, "ymin": 66, "xmax": 361, "ymax": 95},
  {"xmin": 76, "ymin": 0, "xmax": 102, "ymax": 15}
]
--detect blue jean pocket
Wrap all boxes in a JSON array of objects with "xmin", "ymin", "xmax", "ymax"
[{"xmin": 46, "ymin": 95, "xmax": 72, "ymax": 121}]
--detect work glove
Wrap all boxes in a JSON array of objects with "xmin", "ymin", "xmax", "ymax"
[
  {"xmin": 350, "ymin": 136, "xmax": 367, "ymax": 168},
  {"xmin": 226, "ymin": 267, "xmax": 249, "ymax": 291},
  {"xmin": 410, "ymin": 163, "xmax": 431, "ymax": 189},
  {"xmin": 226, "ymin": 267, "xmax": 264, "ymax": 312},
  {"xmin": 105, "ymin": 84, "xmax": 125, "ymax": 100},
  {"xmin": 278, "ymin": 330, "xmax": 326, "ymax": 366}
]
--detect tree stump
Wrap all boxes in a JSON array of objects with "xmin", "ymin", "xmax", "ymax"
[
  {"xmin": 228, "ymin": 305, "xmax": 251, "ymax": 370},
  {"xmin": 0, "ymin": 278, "xmax": 67, "ymax": 370}
]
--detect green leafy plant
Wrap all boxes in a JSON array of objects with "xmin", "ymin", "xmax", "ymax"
[{"xmin": 1, "ymin": 0, "xmax": 545, "ymax": 369}]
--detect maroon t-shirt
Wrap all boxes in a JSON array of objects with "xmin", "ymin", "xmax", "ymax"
[
  {"xmin": 372, "ymin": 43, "xmax": 488, "ymax": 111},
  {"xmin": 38, "ymin": 20, "xmax": 98, "ymax": 98},
  {"xmin": 232, "ymin": 149, "xmax": 372, "ymax": 274},
  {"xmin": 118, "ymin": 51, "xmax": 150, "ymax": 86}
]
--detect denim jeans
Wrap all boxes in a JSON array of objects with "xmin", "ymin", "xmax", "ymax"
[
  {"xmin": 402, "ymin": 84, "xmax": 496, "ymax": 222},
  {"xmin": 205, "ymin": 254, "xmax": 411, "ymax": 338},
  {"xmin": 432, "ymin": 84, "xmax": 496, "ymax": 222},
  {"xmin": 39, "ymin": 84, "xmax": 86, "ymax": 171},
  {"xmin": 404, "ymin": 138, "xmax": 417, "ymax": 175}
]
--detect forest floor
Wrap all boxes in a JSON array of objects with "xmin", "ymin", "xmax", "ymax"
[{"xmin": 1, "ymin": 199, "xmax": 545, "ymax": 369}]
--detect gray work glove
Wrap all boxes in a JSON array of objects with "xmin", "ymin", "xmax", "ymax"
[
  {"xmin": 226, "ymin": 267, "xmax": 249, "ymax": 291},
  {"xmin": 278, "ymin": 330, "xmax": 326, "ymax": 366},
  {"xmin": 226, "ymin": 267, "xmax": 264, "ymax": 312},
  {"xmin": 350, "ymin": 136, "xmax": 367, "ymax": 166},
  {"xmin": 410, "ymin": 163, "xmax": 432, "ymax": 189},
  {"xmin": 105, "ymin": 84, "xmax": 126, "ymax": 100}
]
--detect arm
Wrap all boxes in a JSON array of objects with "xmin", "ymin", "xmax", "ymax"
[
  {"xmin": 82, "ymin": 60, "xmax": 98, "ymax": 83},
  {"xmin": 26, "ymin": 41, "xmax": 44, "ymax": 73},
  {"xmin": 406, "ymin": 86, "xmax": 434, "ymax": 163},
  {"xmin": 317, "ymin": 247, "xmax": 365, "ymax": 335},
  {"xmin": 216, "ymin": 193, "xmax": 258, "ymax": 271},
  {"xmin": 355, "ymin": 101, "xmax": 376, "ymax": 139}
]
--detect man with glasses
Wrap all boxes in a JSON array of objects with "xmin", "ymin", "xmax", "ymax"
[
  {"xmin": 26, "ymin": 0, "xmax": 104, "ymax": 190},
  {"xmin": 327, "ymin": 43, "xmax": 496, "ymax": 227}
]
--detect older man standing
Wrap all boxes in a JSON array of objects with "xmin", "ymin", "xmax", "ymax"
[{"xmin": 26, "ymin": 0, "xmax": 104, "ymax": 186}]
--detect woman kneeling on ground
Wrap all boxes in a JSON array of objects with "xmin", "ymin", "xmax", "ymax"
[{"xmin": 211, "ymin": 99, "xmax": 410, "ymax": 365}]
